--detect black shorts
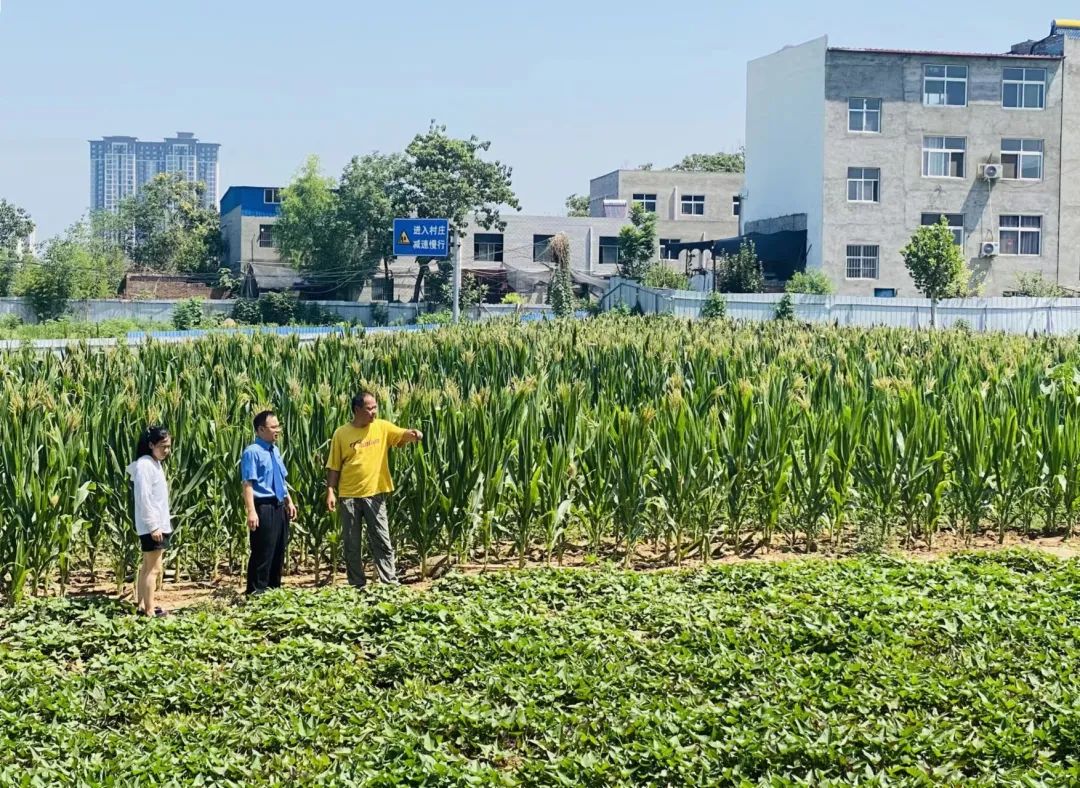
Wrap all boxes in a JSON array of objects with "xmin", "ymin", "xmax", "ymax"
[{"xmin": 139, "ymin": 531, "xmax": 173, "ymax": 552}]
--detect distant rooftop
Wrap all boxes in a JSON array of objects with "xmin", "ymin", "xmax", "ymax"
[
  {"xmin": 828, "ymin": 19, "xmax": 1080, "ymax": 61},
  {"xmin": 827, "ymin": 46, "xmax": 1062, "ymax": 60}
]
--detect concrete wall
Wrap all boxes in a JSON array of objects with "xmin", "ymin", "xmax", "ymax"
[
  {"xmin": 1058, "ymin": 37, "xmax": 1080, "ymax": 290},
  {"xmin": 221, "ymin": 208, "xmax": 281, "ymax": 271},
  {"xmin": 590, "ymin": 169, "xmax": 743, "ymax": 228},
  {"xmin": 822, "ymin": 49, "xmax": 1065, "ymax": 296},
  {"xmin": 587, "ymin": 171, "xmax": 620, "ymax": 216},
  {"xmin": 745, "ymin": 37, "xmax": 828, "ymax": 270}
]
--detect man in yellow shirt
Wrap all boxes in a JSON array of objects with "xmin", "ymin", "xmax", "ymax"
[{"xmin": 325, "ymin": 391, "xmax": 423, "ymax": 588}]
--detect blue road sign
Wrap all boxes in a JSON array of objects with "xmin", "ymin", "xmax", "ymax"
[{"xmin": 393, "ymin": 218, "xmax": 450, "ymax": 258}]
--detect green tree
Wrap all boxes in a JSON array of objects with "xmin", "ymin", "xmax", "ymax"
[
  {"xmin": 0, "ymin": 199, "xmax": 36, "ymax": 297},
  {"xmin": 717, "ymin": 239, "xmax": 763, "ymax": 293},
  {"xmin": 786, "ymin": 270, "xmax": 834, "ymax": 295},
  {"xmin": 426, "ymin": 268, "xmax": 488, "ymax": 311},
  {"xmin": 547, "ymin": 233, "xmax": 574, "ymax": 317},
  {"xmin": 565, "ymin": 194, "xmax": 590, "ymax": 217},
  {"xmin": 616, "ymin": 203, "xmax": 657, "ymax": 281},
  {"xmin": 0, "ymin": 199, "xmax": 34, "ymax": 252},
  {"xmin": 331, "ymin": 152, "xmax": 410, "ymax": 298},
  {"xmin": 104, "ymin": 173, "xmax": 223, "ymax": 273},
  {"xmin": 401, "ymin": 122, "xmax": 521, "ymax": 302},
  {"xmin": 670, "ymin": 150, "xmax": 745, "ymax": 173},
  {"xmin": 16, "ymin": 221, "xmax": 127, "ymax": 320},
  {"xmin": 901, "ymin": 216, "xmax": 971, "ymax": 327},
  {"xmin": 274, "ymin": 156, "xmax": 343, "ymax": 283}
]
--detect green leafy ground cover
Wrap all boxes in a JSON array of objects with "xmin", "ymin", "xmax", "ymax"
[{"xmin": 2, "ymin": 552, "xmax": 1079, "ymax": 786}]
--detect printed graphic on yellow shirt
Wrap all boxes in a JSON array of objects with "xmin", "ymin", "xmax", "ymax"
[{"xmin": 326, "ymin": 419, "xmax": 407, "ymax": 498}]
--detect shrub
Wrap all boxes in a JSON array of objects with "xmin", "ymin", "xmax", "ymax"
[
  {"xmin": 1013, "ymin": 272, "xmax": 1067, "ymax": 297},
  {"xmin": 700, "ymin": 292, "xmax": 727, "ymax": 320},
  {"xmin": 416, "ymin": 309, "xmax": 453, "ymax": 326},
  {"xmin": 230, "ymin": 298, "xmax": 261, "ymax": 325},
  {"xmin": 786, "ymin": 270, "xmax": 834, "ymax": 295},
  {"xmin": 258, "ymin": 291, "xmax": 298, "ymax": 325},
  {"xmin": 642, "ymin": 265, "xmax": 690, "ymax": 291},
  {"xmin": 774, "ymin": 293, "xmax": 796, "ymax": 321},
  {"xmin": 717, "ymin": 239, "xmax": 763, "ymax": 294},
  {"xmin": 172, "ymin": 298, "xmax": 206, "ymax": 330},
  {"xmin": 371, "ymin": 302, "xmax": 390, "ymax": 326}
]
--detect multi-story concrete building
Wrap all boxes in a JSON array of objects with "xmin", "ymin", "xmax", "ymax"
[
  {"xmin": 589, "ymin": 168, "xmax": 743, "ymax": 242},
  {"xmin": 90, "ymin": 132, "xmax": 220, "ymax": 213},
  {"xmin": 219, "ymin": 186, "xmax": 304, "ymax": 295},
  {"xmin": 743, "ymin": 20, "xmax": 1080, "ymax": 296}
]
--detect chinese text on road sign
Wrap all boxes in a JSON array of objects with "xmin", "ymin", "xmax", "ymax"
[{"xmin": 393, "ymin": 218, "xmax": 450, "ymax": 258}]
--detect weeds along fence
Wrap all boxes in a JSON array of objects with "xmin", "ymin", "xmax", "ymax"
[
  {"xmin": 600, "ymin": 278, "xmax": 1080, "ymax": 335},
  {"xmin": 4, "ymin": 317, "xmax": 1080, "ymax": 602}
]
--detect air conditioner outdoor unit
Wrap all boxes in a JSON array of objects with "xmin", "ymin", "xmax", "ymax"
[
  {"xmin": 980, "ymin": 241, "xmax": 999, "ymax": 257},
  {"xmin": 981, "ymin": 163, "xmax": 1003, "ymax": 181}
]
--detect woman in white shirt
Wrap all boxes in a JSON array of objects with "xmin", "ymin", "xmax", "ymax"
[{"xmin": 126, "ymin": 426, "xmax": 173, "ymax": 617}]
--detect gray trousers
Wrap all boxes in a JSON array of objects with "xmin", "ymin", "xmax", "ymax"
[{"xmin": 339, "ymin": 495, "xmax": 397, "ymax": 587}]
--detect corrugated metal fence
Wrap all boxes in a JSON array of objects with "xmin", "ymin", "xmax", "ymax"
[
  {"xmin": 0, "ymin": 305, "xmax": 570, "ymax": 353},
  {"xmin": 0, "ymin": 298, "xmax": 558, "ymax": 326},
  {"xmin": 599, "ymin": 278, "xmax": 1080, "ymax": 335}
]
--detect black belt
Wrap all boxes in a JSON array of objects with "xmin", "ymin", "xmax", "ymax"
[{"xmin": 254, "ymin": 496, "xmax": 284, "ymax": 506}]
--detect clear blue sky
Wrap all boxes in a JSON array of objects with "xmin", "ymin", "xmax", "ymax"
[{"xmin": 0, "ymin": 0, "xmax": 1071, "ymax": 239}]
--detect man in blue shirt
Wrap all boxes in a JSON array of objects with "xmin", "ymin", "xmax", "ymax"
[{"xmin": 240, "ymin": 410, "xmax": 298, "ymax": 595}]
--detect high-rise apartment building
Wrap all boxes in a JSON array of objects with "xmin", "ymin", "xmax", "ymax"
[{"xmin": 89, "ymin": 132, "xmax": 220, "ymax": 213}]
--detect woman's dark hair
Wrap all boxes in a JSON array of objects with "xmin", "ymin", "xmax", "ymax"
[{"xmin": 136, "ymin": 425, "xmax": 171, "ymax": 459}]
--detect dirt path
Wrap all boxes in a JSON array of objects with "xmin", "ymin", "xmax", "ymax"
[{"xmin": 50, "ymin": 532, "xmax": 1079, "ymax": 612}]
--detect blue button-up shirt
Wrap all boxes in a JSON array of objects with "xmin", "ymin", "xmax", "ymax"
[{"xmin": 240, "ymin": 437, "xmax": 289, "ymax": 501}]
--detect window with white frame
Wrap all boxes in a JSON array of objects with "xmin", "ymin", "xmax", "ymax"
[
  {"xmin": 848, "ymin": 98, "xmax": 882, "ymax": 132},
  {"xmin": 922, "ymin": 136, "xmax": 966, "ymax": 178},
  {"xmin": 999, "ymin": 215, "xmax": 1042, "ymax": 255},
  {"xmin": 598, "ymin": 236, "xmax": 621, "ymax": 265},
  {"xmin": 1002, "ymin": 67, "xmax": 1046, "ymax": 109},
  {"xmin": 632, "ymin": 193, "xmax": 657, "ymax": 212},
  {"xmin": 660, "ymin": 238, "xmax": 680, "ymax": 260},
  {"xmin": 846, "ymin": 245, "xmax": 879, "ymax": 279},
  {"xmin": 680, "ymin": 194, "xmax": 705, "ymax": 215},
  {"xmin": 473, "ymin": 233, "xmax": 504, "ymax": 262},
  {"xmin": 1001, "ymin": 138, "xmax": 1043, "ymax": 180},
  {"xmin": 920, "ymin": 212, "xmax": 965, "ymax": 246},
  {"xmin": 732, "ymin": 196, "xmax": 742, "ymax": 216},
  {"xmin": 264, "ymin": 188, "xmax": 281, "ymax": 204},
  {"xmin": 847, "ymin": 167, "xmax": 881, "ymax": 202},
  {"xmin": 923, "ymin": 64, "xmax": 968, "ymax": 106}
]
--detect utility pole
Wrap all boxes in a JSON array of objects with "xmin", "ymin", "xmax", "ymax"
[{"xmin": 451, "ymin": 232, "xmax": 462, "ymax": 323}]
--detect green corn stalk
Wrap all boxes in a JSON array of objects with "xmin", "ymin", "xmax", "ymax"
[{"xmin": 947, "ymin": 392, "xmax": 995, "ymax": 544}]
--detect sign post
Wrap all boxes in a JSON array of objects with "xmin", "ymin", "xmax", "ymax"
[
  {"xmin": 392, "ymin": 217, "xmax": 454, "ymax": 320},
  {"xmin": 451, "ymin": 234, "xmax": 462, "ymax": 324}
]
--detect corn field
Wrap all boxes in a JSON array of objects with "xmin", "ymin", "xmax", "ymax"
[{"xmin": 2, "ymin": 317, "xmax": 1079, "ymax": 602}]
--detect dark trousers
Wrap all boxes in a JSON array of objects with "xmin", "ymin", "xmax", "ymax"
[{"xmin": 247, "ymin": 497, "xmax": 288, "ymax": 595}]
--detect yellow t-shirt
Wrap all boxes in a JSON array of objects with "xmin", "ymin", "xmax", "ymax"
[{"xmin": 326, "ymin": 420, "xmax": 408, "ymax": 498}]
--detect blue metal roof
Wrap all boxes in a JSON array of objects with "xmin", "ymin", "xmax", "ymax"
[{"xmin": 220, "ymin": 186, "xmax": 282, "ymax": 218}]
